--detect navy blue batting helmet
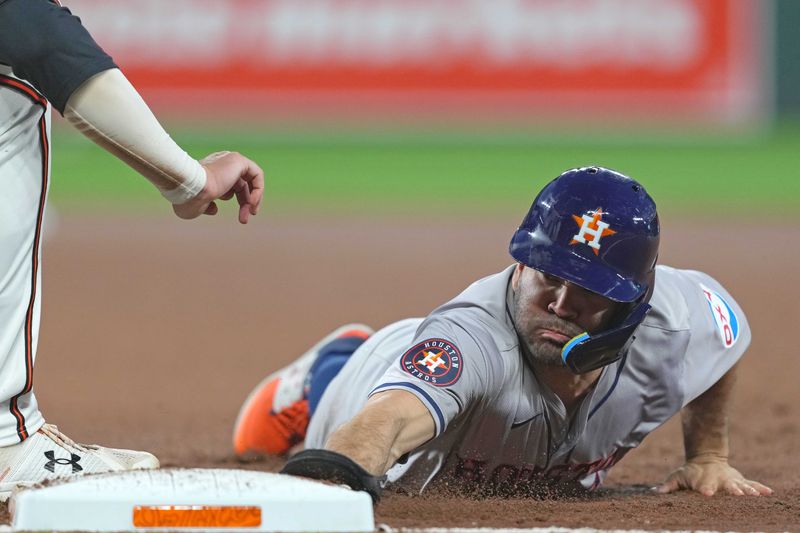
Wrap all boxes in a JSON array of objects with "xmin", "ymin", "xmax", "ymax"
[{"xmin": 509, "ymin": 166, "xmax": 660, "ymax": 373}]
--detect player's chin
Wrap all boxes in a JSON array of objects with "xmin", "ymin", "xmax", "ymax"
[{"xmin": 526, "ymin": 341, "xmax": 566, "ymax": 367}]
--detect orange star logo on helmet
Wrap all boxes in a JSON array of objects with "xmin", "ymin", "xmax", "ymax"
[{"xmin": 570, "ymin": 208, "xmax": 617, "ymax": 255}]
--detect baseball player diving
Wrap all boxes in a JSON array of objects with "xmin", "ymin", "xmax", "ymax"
[
  {"xmin": 0, "ymin": 0, "xmax": 264, "ymax": 497},
  {"xmin": 234, "ymin": 166, "xmax": 772, "ymax": 501}
]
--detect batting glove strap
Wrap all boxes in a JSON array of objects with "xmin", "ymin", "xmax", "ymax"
[{"xmin": 280, "ymin": 449, "xmax": 383, "ymax": 503}]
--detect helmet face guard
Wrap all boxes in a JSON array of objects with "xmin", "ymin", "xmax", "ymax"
[
  {"xmin": 509, "ymin": 166, "xmax": 659, "ymax": 374},
  {"xmin": 561, "ymin": 302, "xmax": 651, "ymax": 373}
]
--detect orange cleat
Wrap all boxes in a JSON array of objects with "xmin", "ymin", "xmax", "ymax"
[{"xmin": 233, "ymin": 324, "xmax": 372, "ymax": 457}]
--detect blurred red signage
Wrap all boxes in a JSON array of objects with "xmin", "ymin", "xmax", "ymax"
[{"xmin": 68, "ymin": 0, "xmax": 767, "ymax": 125}]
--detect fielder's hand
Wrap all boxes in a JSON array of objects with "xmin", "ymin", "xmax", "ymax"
[
  {"xmin": 656, "ymin": 456, "xmax": 773, "ymax": 497},
  {"xmin": 173, "ymin": 151, "xmax": 265, "ymax": 224}
]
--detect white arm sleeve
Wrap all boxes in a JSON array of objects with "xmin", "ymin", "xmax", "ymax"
[{"xmin": 63, "ymin": 68, "xmax": 206, "ymax": 205}]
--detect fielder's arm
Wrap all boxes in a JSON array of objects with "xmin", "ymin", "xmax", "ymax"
[
  {"xmin": 63, "ymin": 69, "xmax": 264, "ymax": 223},
  {"xmin": 0, "ymin": 0, "xmax": 264, "ymax": 223},
  {"xmin": 657, "ymin": 363, "xmax": 772, "ymax": 496},
  {"xmin": 324, "ymin": 389, "xmax": 436, "ymax": 476}
]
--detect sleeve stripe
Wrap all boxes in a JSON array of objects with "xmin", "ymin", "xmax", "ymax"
[{"xmin": 370, "ymin": 381, "xmax": 446, "ymax": 434}]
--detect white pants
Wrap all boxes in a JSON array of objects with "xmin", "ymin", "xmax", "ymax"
[{"xmin": 0, "ymin": 71, "xmax": 50, "ymax": 446}]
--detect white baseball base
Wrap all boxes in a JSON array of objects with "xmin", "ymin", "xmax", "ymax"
[{"xmin": 10, "ymin": 468, "xmax": 374, "ymax": 532}]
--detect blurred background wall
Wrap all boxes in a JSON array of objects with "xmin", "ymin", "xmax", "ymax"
[
  {"xmin": 776, "ymin": 0, "xmax": 800, "ymax": 117},
  {"xmin": 49, "ymin": 0, "xmax": 798, "ymax": 217},
  {"xmin": 64, "ymin": 0, "xmax": 780, "ymax": 133}
]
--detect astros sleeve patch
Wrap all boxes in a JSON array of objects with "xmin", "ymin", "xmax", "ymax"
[
  {"xmin": 700, "ymin": 283, "xmax": 740, "ymax": 348},
  {"xmin": 399, "ymin": 338, "xmax": 463, "ymax": 387}
]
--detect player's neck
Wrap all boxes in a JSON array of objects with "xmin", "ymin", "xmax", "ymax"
[{"xmin": 532, "ymin": 363, "xmax": 603, "ymax": 415}]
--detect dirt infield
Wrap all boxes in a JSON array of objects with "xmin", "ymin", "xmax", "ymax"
[{"xmin": 15, "ymin": 213, "xmax": 800, "ymax": 531}]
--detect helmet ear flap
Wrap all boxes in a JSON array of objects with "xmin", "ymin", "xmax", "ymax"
[{"xmin": 620, "ymin": 263, "xmax": 657, "ymax": 319}]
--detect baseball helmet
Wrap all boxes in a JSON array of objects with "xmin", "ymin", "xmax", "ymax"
[{"xmin": 509, "ymin": 166, "xmax": 659, "ymax": 373}]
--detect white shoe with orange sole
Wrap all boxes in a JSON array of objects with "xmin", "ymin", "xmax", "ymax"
[{"xmin": 233, "ymin": 324, "xmax": 373, "ymax": 457}]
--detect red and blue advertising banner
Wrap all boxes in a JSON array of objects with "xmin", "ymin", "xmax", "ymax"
[{"xmin": 68, "ymin": 0, "xmax": 769, "ymax": 127}]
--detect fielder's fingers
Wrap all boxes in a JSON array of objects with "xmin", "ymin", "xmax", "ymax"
[
  {"xmin": 239, "ymin": 204, "xmax": 250, "ymax": 224},
  {"xmin": 234, "ymin": 179, "xmax": 252, "ymax": 224},
  {"xmin": 249, "ymin": 182, "xmax": 263, "ymax": 215},
  {"xmin": 240, "ymin": 159, "xmax": 264, "ymax": 214},
  {"xmin": 204, "ymin": 202, "xmax": 218, "ymax": 216},
  {"xmin": 221, "ymin": 188, "xmax": 236, "ymax": 201},
  {"xmin": 249, "ymin": 189, "xmax": 259, "ymax": 215}
]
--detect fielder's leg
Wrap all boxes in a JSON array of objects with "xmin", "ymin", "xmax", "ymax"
[{"xmin": 0, "ymin": 78, "xmax": 158, "ymax": 501}]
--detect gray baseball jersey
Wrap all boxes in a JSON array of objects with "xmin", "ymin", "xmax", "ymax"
[{"xmin": 306, "ymin": 264, "xmax": 750, "ymax": 494}]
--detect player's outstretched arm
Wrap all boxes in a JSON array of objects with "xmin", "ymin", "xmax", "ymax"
[
  {"xmin": 324, "ymin": 389, "xmax": 436, "ymax": 476},
  {"xmin": 64, "ymin": 69, "xmax": 264, "ymax": 224},
  {"xmin": 656, "ymin": 364, "xmax": 773, "ymax": 497},
  {"xmin": 280, "ymin": 389, "xmax": 434, "ymax": 502}
]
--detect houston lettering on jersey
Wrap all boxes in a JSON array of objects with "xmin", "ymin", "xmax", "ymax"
[{"xmin": 451, "ymin": 448, "xmax": 629, "ymax": 495}]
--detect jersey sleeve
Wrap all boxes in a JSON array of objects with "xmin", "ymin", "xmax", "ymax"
[
  {"xmin": 0, "ymin": 0, "xmax": 117, "ymax": 113},
  {"xmin": 369, "ymin": 316, "xmax": 502, "ymax": 437},
  {"xmin": 678, "ymin": 270, "xmax": 751, "ymax": 407}
]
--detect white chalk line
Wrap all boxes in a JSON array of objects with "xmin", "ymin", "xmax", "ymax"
[{"xmin": 0, "ymin": 521, "xmax": 771, "ymax": 532}]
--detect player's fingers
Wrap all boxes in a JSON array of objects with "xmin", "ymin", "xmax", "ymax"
[
  {"xmin": 723, "ymin": 480, "xmax": 744, "ymax": 496},
  {"xmin": 655, "ymin": 477, "xmax": 680, "ymax": 494},
  {"xmin": 742, "ymin": 485, "xmax": 760, "ymax": 496},
  {"xmin": 220, "ymin": 188, "xmax": 236, "ymax": 201},
  {"xmin": 738, "ymin": 482, "xmax": 764, "ymax": 497},
  {"xmin": 746, "ymin": 481, "xmax": 773, "ymax": 496},
  {"xmin": 204, "ymin": 202, "xmax": 218, "ymax": 216},
  {"xmin": 698, "ymin": 483, "xmax": 716, "ymax": 497},
  {"xmin": 238, "ymin": 203, "xmax": 250, "ymax": 225}
]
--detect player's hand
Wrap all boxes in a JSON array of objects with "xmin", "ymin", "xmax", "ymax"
[
  {"xmin": 656, "ymin": 455, "xmax": 773, "ymax": 497},
  {"xmin": 172, "ymin": 151, "xmax": 265, "ymax": 224},
  {"xmin": 280, "ymin": 449, "xmax": 383, "ymax": 504}
]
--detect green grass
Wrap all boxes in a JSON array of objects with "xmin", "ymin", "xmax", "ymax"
[{"xmin": 48, "ymin": 121, "xmax": 800, "ymax": 218}]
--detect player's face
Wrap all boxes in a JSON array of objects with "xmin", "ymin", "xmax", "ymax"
[{"xmin": 511, "ymin": 265, "xmax": 620, "ymax": 367}]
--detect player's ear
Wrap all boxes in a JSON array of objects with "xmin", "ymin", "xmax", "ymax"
[{"xmin": 511, "ymin": 263, "xmax": 525, "ymax": 290}]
